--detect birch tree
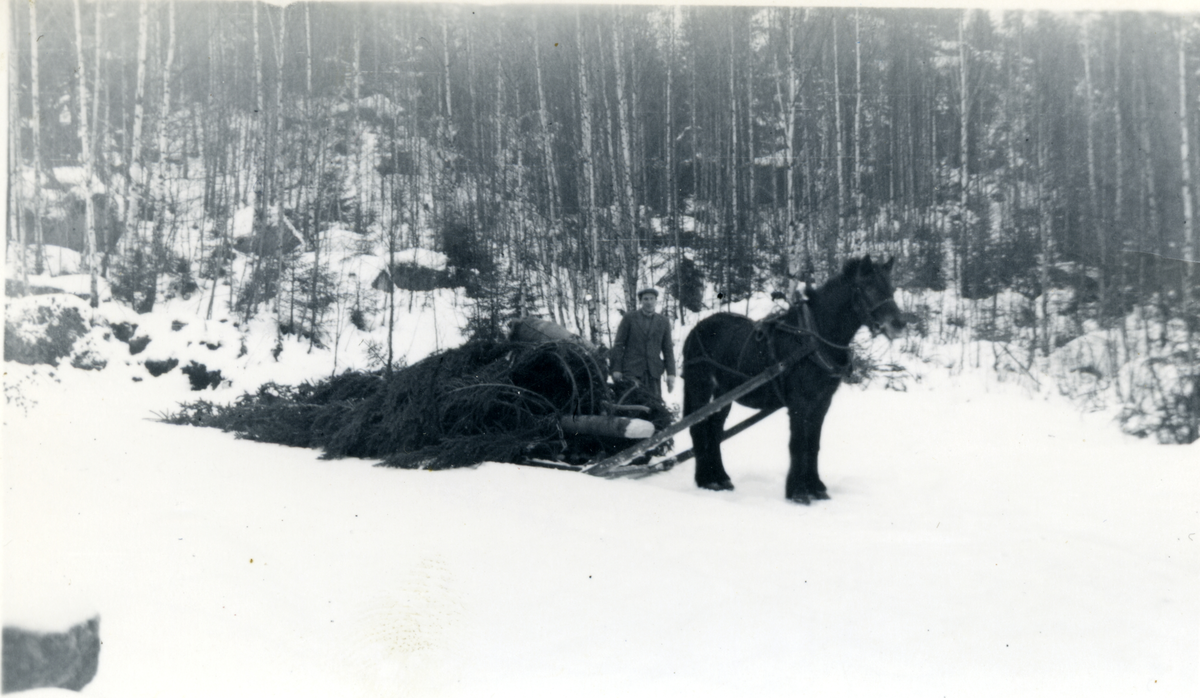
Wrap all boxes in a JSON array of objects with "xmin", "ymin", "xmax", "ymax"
[
  {"xmin": 958, "ymin": 10, "xmax": 971, "ymax": 296},
  {"xmin": 853, "ymin": 9, "xmax": 864, "ymax": 219},
  {"xmin": 27, "ymin": 0, "xmax": 44, "ymax": 276},
  {"xmin": 124, "ymin": 0, "xmax": 149, "ymax": 263},
  {"xmin": 577, "ymin": 9, "xmax": 602, "ymax": 338},
  {"xmin": 1083, "ymin": 18, "xmax": 1105, "ymax": 309},
  {"xmin": 1178, "ymin": 20, "xmax": 1196, "ymax": 292},
  {"xmin": 832, "ymin": 13, "xmax": 846, "ymax": 252},
  {"xmin": 666, "ymin": 7, "xmax": 682, "ymax": 321},
  {"xmin": 73, "ymin": 0, "xmax": 99, "ymax": 308},
  {"xmin": 729, "ymin": 16, "xmax": 740, "ymax": 237},
  {"xmin": 272, "ymin": 3, "xmax": 288, "ymax": 315},
  {"xmin": 11, "ymin": 0, "xmax": 27, "ymax": 290},
  {"xmin": 612, "ymin": 9, "xmax": 639, "ymax": 305},
  {"xmin": 147, "ymin": 0, "xmax": 176, "ymax": 311},
  {"xmin": 785, "ymin": 8, "xmax": 802, "ymax": 290}
]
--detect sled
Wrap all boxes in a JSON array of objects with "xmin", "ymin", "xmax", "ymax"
[{"xmin": 520, "ymin": 353, "xmax": 801, "ymax": 479}]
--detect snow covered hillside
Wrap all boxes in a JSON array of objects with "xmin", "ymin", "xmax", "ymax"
[{"xmin": 4, "ymin": 279, "xmax": 1197, "ymax": 697}]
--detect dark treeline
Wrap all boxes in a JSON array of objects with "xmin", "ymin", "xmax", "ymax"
[{"xmin": 7, "ymin": 3, "xmax": 1199, "ymax": 336}]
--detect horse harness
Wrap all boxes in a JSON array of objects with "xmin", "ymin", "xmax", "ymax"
[
  {"xmin": 754, "ymin": 301, "xmax": 853, "ymax": 382},
  {"xmin": 685, "ymin": 297, "xmax": 853, "ymax": 407}
]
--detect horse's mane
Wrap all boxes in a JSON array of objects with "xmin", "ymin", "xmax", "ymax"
[{"xmin": 805, "ymin": 256, "xmax": 864, "ymax": 303}]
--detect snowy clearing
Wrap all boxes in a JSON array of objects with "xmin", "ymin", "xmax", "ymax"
[{"xmin": 4, "ymin": 343, "xmax": 1196, "ymax": 697}]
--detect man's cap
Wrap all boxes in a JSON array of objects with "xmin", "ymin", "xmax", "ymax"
[{"xmin": 637, "ymin": 288, "xmax": 659, "ymax": 299}]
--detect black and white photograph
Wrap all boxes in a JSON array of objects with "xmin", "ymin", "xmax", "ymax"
[{"xmin": 3, "ymin": 0, "xmax": 1197, "ymax": 695}]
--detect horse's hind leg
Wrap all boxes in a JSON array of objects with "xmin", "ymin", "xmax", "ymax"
[{"xmin": 686, "ymin": 372, "xmax": 734, "ymax": 491}]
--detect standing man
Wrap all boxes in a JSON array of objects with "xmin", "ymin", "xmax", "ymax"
[{"xmin": 610, "ymin": 288, "xmax": 676, "ymax": 399}]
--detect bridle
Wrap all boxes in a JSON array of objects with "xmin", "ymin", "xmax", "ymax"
[{"xmin": 852, "ymin": 284, "xmax": 896, "ymax": 337}]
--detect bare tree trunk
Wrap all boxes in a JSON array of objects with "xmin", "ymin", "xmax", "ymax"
[
  {"xmin": 253, "ymin": 1, "xmax": 266, "ymax": 227},
  {"xmin": 1139, "ymin": 76, "xmax": 1161, "ymax": 278},
  {"xmin": 1037, "ymin": 95, "xmax": 1054, "ymax": 357},
  {"xmin": 533, "ymin": 20, "xmax": 563, "ymax": 324},
  {"xmin": 597, "ymin": 22, "xmax": 620, "ymax": 321},
  {"xmin": 273, "ymin": 4, "xmax": 288, "ymax": 316},
  {"xmin": 73, "ymin": 0, "xmax": 99, "ymax": 308},
  {"xmin": 466, "ymin": 22, "xmax": 482, "ymax": 227},
  {"xmin": 667, "ymin": 7, "xmax": 682, "ymax": 323},
  {"xmin": 729, "ymin": 16, "xmax": 739, "ymax": 234},
  {"xmin": 1113, "ymin": 18, "xmax": 1124, "ymax": 267},
  {"xmin": 533, "ymin": 18, "xmax": 560, "ymax": 225},
  {"xmin": 304, "ymin": 4, "xmax": 322, "ymax": 340},
  {"xmin": 1005, "ymin": 16, "xmax": 1022, "ymax": 236},
  {"xmin": 612, "ymin": 9, "xmax": 639, "ymax": 306},
  {"xmin": 1179, "ymin": 20, "xmax": 1196, "ymax": 291},
  {"xmin": 253, "ymin": 3, "xmax": 264, "ymax": 116},
  {"xmin": 785, "ymin": 8, "xmax": 801, "ymax": 291},
  {"xmin": 352, "ymin": 17, "xmax": 364, "ymax": 229},
  {"xmin": 1083, "ymin": 19, "xmax": 1106, "ymax": 312},
  {"xmin": 27, "ymin": 0, "xmax": 43, "ymax": 277},
  {"xmin": 442, "ymin": 17, "xmax": 453, "ymax": 120},
  {"xmin": 578, "ymin": 9, "xmax": 602, "ymax": 340},
  {"xmin": 832, "ymin": 13, "xmax": 846, "ymax": 254},
  {"xmin": 305, "ymin": 5, "xmax": 313, "ymax": 95},
  {"xmin": 92, "ymin": 0, "xmax": 102, "ymax": 156},
  {"xmin": 147, "ymin": 0, "xmax": 176, "ymax": 312},
  {"xmin": 11, "ymin": 0, "xmax": 27, "ymax": 291},
  {"xmin": 958, "ymin": 10, "xmax": 971, "ymax": 297},
  {"xmin": 746, "ymin": 11, "xmax": 756, "ymax": 250},
  {"xmin": 94, "ymin": 0, "xmax": 109, "ymax": 270},
  {"xmin": 853, "ymin": 8, "xmax": 864, "ymax": 222}
]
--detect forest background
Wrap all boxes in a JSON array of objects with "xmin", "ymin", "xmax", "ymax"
[{"xmin": 5, "ymin": 1, "xmax": 1199, "ymax": 443}]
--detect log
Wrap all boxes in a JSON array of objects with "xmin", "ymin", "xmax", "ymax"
[
  {"xmin": 560, "ymin": 415, "xmax": 655, "ymax": 440},
  {"xmin": 603, "ymin": 402, "xmax": 650, "ymax": 416}
]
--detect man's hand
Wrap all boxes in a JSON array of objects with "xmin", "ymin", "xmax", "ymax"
[
  {"xmin": 612, "ymin": 371, "xmax": 624, "ymax": 382},
  {"xmin": 666, "ymin": 375, "xmax": 676, "ymax": 393}
]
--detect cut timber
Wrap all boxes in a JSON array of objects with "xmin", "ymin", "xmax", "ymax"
[
  {"xmin": 583, "ymin": 356, "xmax": 801, "ymax": 478},
  {"xmin": 605, "ymin": 402, "xmax": 650, "ymax": 416},
  {"xmin": 560, "ymin": 415, "xmax": 655, "ymax": 440}
]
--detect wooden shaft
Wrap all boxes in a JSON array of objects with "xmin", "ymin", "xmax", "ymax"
[
  {"xmin": 661, "ymin": 406, "xmax": 780, "ymax": 467},
  {"xmin": 583, "ymin": 357, "xmax": 796, "ymax": 476}
]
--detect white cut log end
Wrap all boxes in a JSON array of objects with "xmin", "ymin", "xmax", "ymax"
[{"xmin": 622, "ymin": 419, "xmax": 655, "ymax": 440}]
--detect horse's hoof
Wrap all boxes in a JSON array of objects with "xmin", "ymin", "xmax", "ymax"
[
  {"xmin": 788, "ymin": 492, "xmax": 812, "ymax": 505},
  {"xmin": 810, "ymin": 490, "xmax": 830, "ymax": 501},
  {"xmin": 699, "ymin": 480, "xmax": 734, "ymax": 491}
]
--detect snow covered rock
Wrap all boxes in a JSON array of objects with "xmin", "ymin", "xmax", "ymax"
[
  {"xmin": 1, "ymin": 618, "xmax": 101, "ymax": 693},
  {"xmin": 4, "ymin": 295, "xmax": 91, "ymax": 368}
]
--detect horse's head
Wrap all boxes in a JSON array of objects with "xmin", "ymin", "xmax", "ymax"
[{"xmin": 846, "ymin": 255, "xmax": 906, "ymax": 340}]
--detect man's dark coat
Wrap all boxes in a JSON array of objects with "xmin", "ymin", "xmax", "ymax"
[{"xmin": 610, "ymin": 310, "xmax": 676, "ymax": 385}]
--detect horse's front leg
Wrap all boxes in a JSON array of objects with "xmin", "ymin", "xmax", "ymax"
[
  {"xmin": 803, "ymin": 393, "xmax": 835, "ymax": 500},
  {"xmin": 785, "ymin": 407, "xmax": 813, "ymax": 504}
]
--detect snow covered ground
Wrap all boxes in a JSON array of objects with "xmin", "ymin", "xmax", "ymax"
[{"xmin": 4, "ymin": 304, "xmax": 1196, "ymax": 697}]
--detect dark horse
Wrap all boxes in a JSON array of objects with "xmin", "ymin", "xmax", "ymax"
[{"xmin": 682, "ymin": 255, "xmax": 906, "ymax": 503}]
